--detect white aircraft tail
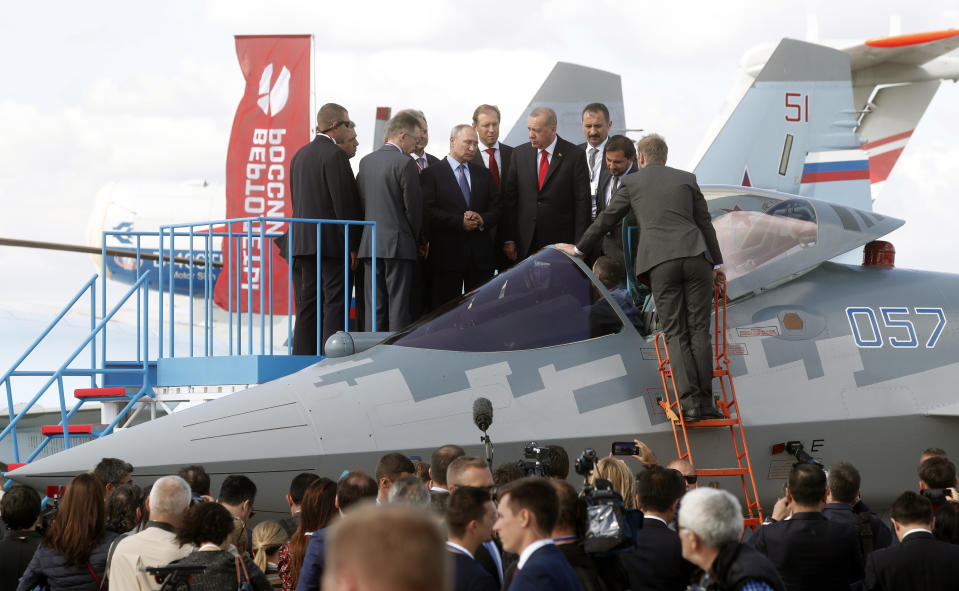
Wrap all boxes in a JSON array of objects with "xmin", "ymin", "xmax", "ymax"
[
  {"xmin": 693, "ymin": 39, "xmax": 862, "ymax": 200},
  {"xmin": 503, "ymin": 62, "xmax": 625, "ymax": 146}
]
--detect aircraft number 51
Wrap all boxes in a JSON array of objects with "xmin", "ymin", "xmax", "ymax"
[{"xmin": 845, "ymin": 307, "xmax": 947, "ymax": 349}]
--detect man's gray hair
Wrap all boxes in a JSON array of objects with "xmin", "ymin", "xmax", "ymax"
[
  {"xmin": 388, "ymin": 475, "xmax": 430, "ymax": 508},
  {"xmin": 385, "ymin": 112, "xmax": 422, "ymax": 140},
  {"xmin": 149, "ymin": 475, "xmax": 192, "ymax": 515},
  {"xmin": 450, "ymin": 124, "xmax": 475, "ymax": 139},
  {"xmin": 529, "ymin": 106, "xmax": 557, "ymax": 128},
  {"xmin": 397, "ymin": 108, "xmax": 426, "ymax": 122},
  {"xmin": 677, "ymin": 487, "xmax": 743, "ymax": 547},
  {"xmin": 637, "ymin": 133, "xmax": 668, "ymax": 163}
]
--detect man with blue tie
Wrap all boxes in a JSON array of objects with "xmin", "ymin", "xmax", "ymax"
[
  {"xmin": 493, "ymin": 477, "xmax": 583, "ymax": 591},
  {"xmin": 445, "ymin": 486, "xmax": 499, "ymax": 591},
  {"xmin": 421, "ymin": 125, "xmax": 500, "ymax": 308}
]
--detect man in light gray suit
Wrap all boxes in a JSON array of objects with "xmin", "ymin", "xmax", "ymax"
[
  {"xmin": 558, "ymin": 134, "xmax": 725, "ymax": 422},
  {"xmin": 357, "ymin": 112, "xmax": 425, "ymax": 332}
]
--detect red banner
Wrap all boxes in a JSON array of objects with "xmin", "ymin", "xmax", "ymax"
[{"xmin": 215, "ymin": 35, "xmax": 311, "ymax": 315}]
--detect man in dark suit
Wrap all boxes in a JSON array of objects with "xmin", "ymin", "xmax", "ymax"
[
  {"xmin": 397, "ymin": 109, "xmax": 438, "ymax": 318},
  {"xmin": 356, "ymin": 112, "xmax": 425, "ymax": 332},
  {"xmin": 559, "ymin": 134, "xmax": 724, "ymax": 421},
  {"xmin": 588, "ymin": 134, "xmax": 637, "ymax": 264},
  {"xmin": 823, "ymin": 461, "xmax": 894, "ymax": 557},
  {"xmin": 749, "ymin": 463, "xmax": 863, "ymax": 591},
  {"xmin": 864, "ymin": 491, "xmax": 959, "ymax": 590},
  {"xmin": 445, "ymin": 486, "xmax": 499, "ymax": 591},
  {"xmin": 621, "ymin": 466, "xmax": 695, "ymax": 591},
  {"xmin": 421, "ymin": 124, "xmax": 500, "ymax": 308},
  {"xmin": 502, "ymin": 106, "xmax": 590, "ymax": 263},
  {"xmin": 471, "ymin": 104, "xmax": 514, "ymax": 272},
  {"xmin": 447, "ymin": 456, "xmax": 504, "ymax": 586},
  {"xmin": 289, "ymin": 103, "xmax": 361, "ymax": 354},
  {"xmin": 578, "ymin": 103, "xmax": 613, "ymax": 222},
  {"xmin": 493, "ymin": 477, "xmax": 582, "ymax": 591}
]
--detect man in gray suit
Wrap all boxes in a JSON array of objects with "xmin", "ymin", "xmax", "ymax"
[
  {"xmin": 357, "ymin": 112, "xmax": 425, "ymax": 332},
  {"xmin": 558, "ymin": 134, "xmax": 725, "ymax": 421}
]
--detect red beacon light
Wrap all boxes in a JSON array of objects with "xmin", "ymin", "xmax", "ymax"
[{"xmin": 862, "ymin": 240, "xmax": 895, "ymax": 267}]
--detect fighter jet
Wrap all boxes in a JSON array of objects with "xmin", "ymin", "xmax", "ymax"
[{"xmin": 8, "ymin": 182, "xmax": 956, "ymax": 519}]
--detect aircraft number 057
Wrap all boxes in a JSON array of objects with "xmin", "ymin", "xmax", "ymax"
[{"xmin": 845, "ymin": 307, "xmax": 947, "ymax": 349}]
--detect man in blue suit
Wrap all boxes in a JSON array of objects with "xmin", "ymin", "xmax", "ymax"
[
  {"xmin": 493, "ymin": 477, "xmax": 582, "ymax": 591},
  {"xmin": 749, "ymin": 463, "xmax": 863, "ymax": 591},
  {"xmin": 445, "ymin": 486, "xmax": 499, "ymax": 591}
]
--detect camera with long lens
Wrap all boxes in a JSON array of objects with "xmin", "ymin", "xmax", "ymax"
[{"xmin": 514, "ymin": 441, "xmax": 551, "ymax": 477}]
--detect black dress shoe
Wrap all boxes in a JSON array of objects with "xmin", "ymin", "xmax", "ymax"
[
  {"xmin": 682, "ymin": 407, "xmax": 705, "ymax": 422},
  {"xmin": 699, "ymin": 405, "xmax": 726, "ymax": 420}
]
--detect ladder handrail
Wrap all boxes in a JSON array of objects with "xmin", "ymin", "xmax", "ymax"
[{"xmin": 0, "ymin": 272, "xmax": 152, "ymax": 452}]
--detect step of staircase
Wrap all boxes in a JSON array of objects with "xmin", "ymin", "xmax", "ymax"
[
  {"xmin": 74, "ymin": 386, "xmax": 141, "ymax": 401},
  {"xmin": 40, "ymin": 424, "xmax": 106, "ymax": 437}
]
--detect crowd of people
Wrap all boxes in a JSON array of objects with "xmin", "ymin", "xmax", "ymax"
[{"xmin": 3, "ymin": 445, "xmax": 959, "ymax": 591}]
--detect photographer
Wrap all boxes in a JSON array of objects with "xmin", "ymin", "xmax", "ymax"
[
  {"xmin": 550, "ymin": 479, "xmax": 615, "ymax": 591},
  {"xmin": 918, "ymin": 455, "xmax": 958, "ymax": 513}
]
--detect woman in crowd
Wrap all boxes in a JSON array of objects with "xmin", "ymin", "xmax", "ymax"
[
  {"xmin": 252, "ymin": 520, "xmax": 287, "ymax": 589},
  {"xmin": 17, "ymin": 473, "xmax": 119, "ymax": 591},
  {"xmin": 169, "ymin": 501, "xmax": 271, "ymax": 590},
  {"xmin": 105, "ymin": 482, "xmax": 144, "ymax": 535},
  {"xmin": 590, "ymin": 457, "xmax": 637, "ymax": 509},
  {"xmin": 277, "ymin": 477, "xmax": 337, "ymax": 591}
]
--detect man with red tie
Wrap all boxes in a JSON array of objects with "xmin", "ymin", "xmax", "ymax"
[
  {"xmin": 471, "ymin": 104, "xmax": 514, "ymax": 271},
  {"xmin": 502, "ymin": 106, "xmax": 590, "ymax": 263}
]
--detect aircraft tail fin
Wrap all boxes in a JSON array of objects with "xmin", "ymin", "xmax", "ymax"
[
  {"xmin": 693, "ymin": 39, "xmax": 861, "ymax": 195},
  {"xmin": 856, "ymin": 80, "xmax": 939, "ymax": 195},
  {"xmin": 503, "ymin": 62, "xmax": 625, "ymax": 147}
]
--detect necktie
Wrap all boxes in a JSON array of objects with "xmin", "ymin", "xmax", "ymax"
[
  {"xmin": 588, "ymin": 146, "xmax": 598, "ymax": 181},
  {"xmin": 609, "ymin": 176, "xmax": 620, "ymax": 205},
  {"xmin": 457, "ymin": 163, "xmax": 471, "ymax": 207},
  {"xmin": 417, "ymin": 157, "xmax": 426, "ymax": 172},
  {"xmin": 486, "ymin": 147, "xmax": 500, "ymax": 188},
  {"xmin": 538, "ymin": 150, "xmax": 549, "ymax": 190}
]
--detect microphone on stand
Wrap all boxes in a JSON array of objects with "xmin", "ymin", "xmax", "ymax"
[{"xmin": 472, "ymin": 397, "xmax": 495, "ymax": 467}]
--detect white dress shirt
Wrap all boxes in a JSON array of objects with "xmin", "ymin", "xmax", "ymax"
[
  {"xmin": 516, "ymin": 538, "xmax": 554, "ymax": 570},
  {"xmin": 479, "ymin": 141, "xmax": 503, "ymax": 172},
  {"xmin": 538, "ymin": 137, "xmax": 558, "ymax": 168},
  {"xmin": 586, "ymin": 136, "xmax": 608, "ymax": 195}
]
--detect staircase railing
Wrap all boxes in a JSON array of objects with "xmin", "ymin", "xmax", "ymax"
[{"xmin": 0, "ymin": 272, "xmax": 152, "ymax": 464}]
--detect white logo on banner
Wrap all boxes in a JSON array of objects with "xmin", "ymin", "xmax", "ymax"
[{"xmin": 256, "ymin": 64, "xmax": 291, "ymax": 116}]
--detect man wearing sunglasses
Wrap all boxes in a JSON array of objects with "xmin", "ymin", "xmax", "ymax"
[{"xmin": 290, "ymin": 103, "xmax": 360, "ymax": 355}]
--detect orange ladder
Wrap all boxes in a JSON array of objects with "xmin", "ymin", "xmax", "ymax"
[{"xmin": 654, "ymin": 280, "xmax": 764, "ymax": 531}]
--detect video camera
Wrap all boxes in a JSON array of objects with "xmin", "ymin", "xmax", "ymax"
[
  {"xmin": 574, "ymin": 447, "xmax": 640, "ymax": 554},
  {"xmin": 514, "ymin": 441, "xmax": 551, "ymax": 477}
]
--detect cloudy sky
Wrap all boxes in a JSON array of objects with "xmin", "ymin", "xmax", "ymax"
[{"xmin": 0, "ymin": 1, "xmax": 956, "ymax": 397}]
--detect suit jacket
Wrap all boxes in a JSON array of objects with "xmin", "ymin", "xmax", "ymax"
[
  {"xmin": 451, "ymin": 551, "xmax": 499, "ymax": 591},
  {"xmin": 619, "ymin": 517, "xmax": 695, "ymax": 591},
  {"xmin": 822, "ymin": 503, "xmax": 894, "ymax": 555},
  {"xmin": 0, "ymin": 530, "xmax": 42, "ymax": 591},
  {"xmin": 357, "ymin": 144, "xmax": 424, "ymax": 260},
  {"xmin": 864, "ymin": 530, "xmax": 959, "ymax": 590},
  {"xmin": 289, "ymin": 134, "xmax": 361, "ymax": 258},
  {"xmin": 509, "ymin": 544, "xmax": 583, "ymax": 591},
  {"xmin": 421, "ymin": 159, "xmax": 500, "ymax": 272},
  {"xmin": 749, "ymin": 512, "xmax": 863, "ymax": 591},
  {"xmin": 577, "ymin": 162, "xmax": 722, "ymax": 276},
  {"xmin": 503, "ymin": 136, "xmax": 590, "ymax": 260},
  {"xmin": 590, "ymin": 163, "xmax": 638, "ymax": 261},
  {"xmin": 471, "ymin": 143, "xmax": 514, "ymax": 189},
  {"xmin": 578, "ymin": 140, "xmax": 610, "ymax": 210}
]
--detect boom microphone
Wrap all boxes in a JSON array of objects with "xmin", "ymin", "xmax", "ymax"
[{"xmin": 472, "ymin": 397, "xmax": 493, "ymax": 432}]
